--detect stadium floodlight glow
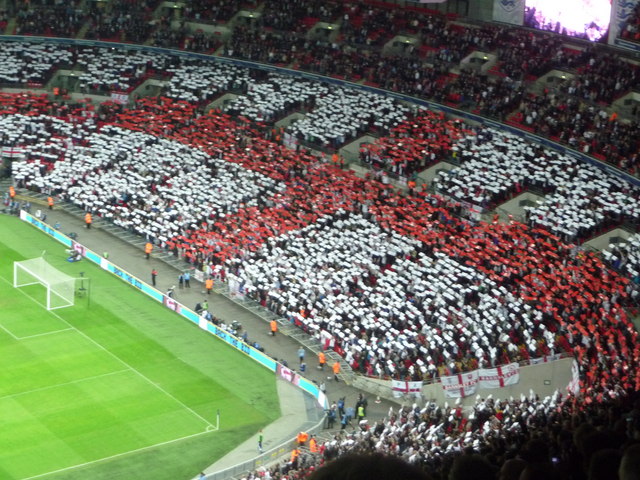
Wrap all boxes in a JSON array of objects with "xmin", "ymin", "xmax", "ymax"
[{"xmin": 13, "ymin": 258, "xmax": 76, "ymax": 310}]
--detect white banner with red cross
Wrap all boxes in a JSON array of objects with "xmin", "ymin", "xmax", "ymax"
[
  {"xmin": 477, "ymin": 362, "xmax": 520, "ymax": 389},
  {"xmin": 391, "ymin": 379, "xmax": 423, "ymax": 397},
  {"xmin": 1, "ymin": 146, "xmax": 26, "ymax": 158},
  {"xmin": 529, "ymin": 353, "xmax": 562, "ymax": 365},
  {"xmin": 442, "ymin": 371, "xmax": 479, "ymax": 398}
]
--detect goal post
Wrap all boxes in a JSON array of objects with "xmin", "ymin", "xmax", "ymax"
[{"xmin": 14, "ymin": 258, "xmax": 76, "ymax": 310}]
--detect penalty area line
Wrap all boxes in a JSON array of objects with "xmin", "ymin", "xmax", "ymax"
[
  {"xmin": 0, "ymin": 369, "xmax": 130, "ymax": 402},
  {"xmin": 0, "ymin": 274, "xmax": 216, "ymax": 430},
  {"xmin": 0, "ymin": 319, "xmax": 72, "ymax": 341},
  {"xmin": 19, "ymin": 429, "xmax": 216, "ymax": 480},
  {"xmin": 16, "ymin": 327, "xmax": 74, "ymax": 340},
  {"xmin": 0, "ymin": 321, "xmax": 19, "ymax": 340}
]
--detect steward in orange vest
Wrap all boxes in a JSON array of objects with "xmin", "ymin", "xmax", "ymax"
[
  {"xmin": 205, "ymin": 277, "xmax": 214, "ymax": 294},
  {"xmin": 296, "ymin": 431, "xmax": 309, "ymax": 446},
  {"xmin": 318, "ymin": 352, "xmax": 327, "ymax": 370},
  {"xmin": 332, "ymin": 361, "xmax": 341, "ymax": 381},
  {"xmin": 309, "ymin": 436, "xmax": 318, "ymax": 453},
  {"xmin": 84, "ymin": 212, "xmax": 92, "ymax": 229},
  {"xmin": 318, "ymin": 351, "xmax": 326, "ymax": 370},
  {"xmin": 145, "ymin": 242, "xmax": 153, "ymax": 259},
  {"xmin": 270, "ymin": 319, "xmax": 277, "ymax": 336},
  {"xmin": 47, "ymin": 196, "xmax": 54, "ymax": 209},
  {"xmin": 290, "ymin": 448, "xmax": 300, "ymax": 466}
]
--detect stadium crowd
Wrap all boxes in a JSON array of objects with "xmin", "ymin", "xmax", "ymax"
[
  {"xmin": 4, "ymin": 91, "xmax": 640, "ymax": 390},
  {"xmin": 430, "ymin": 125, "xmax": 640, "ymax": 241},
  {"xmin": 1, "ymin": 0, "xmax": 640, "ymax": 178},
  {"xmin": 243, "ymin": 390, "xmax": 640, "ymax": 480},
  {"xmin": 14, "ymin": 0, "xmax": 84, "ymax": 38},
  {"xmin": 86, "ymin": 0, "xmax": 159, "ymax": 44},
  {"xmin": 2, "ymin": 2, "xmax": 640, "ymax": 477}
]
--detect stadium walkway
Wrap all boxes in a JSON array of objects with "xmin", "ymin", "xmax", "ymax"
[
  {"xmin": 33, "ymin": 206, "xmax": 397, "ymax": 476},
  {"xmin": 204, "ymin": 378, "xmax": 324, "ymax": 477}
]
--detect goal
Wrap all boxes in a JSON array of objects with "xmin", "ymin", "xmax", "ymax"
[{"xmin": 13, "ymin": 258, "xmax": 76, "ymax": 310}]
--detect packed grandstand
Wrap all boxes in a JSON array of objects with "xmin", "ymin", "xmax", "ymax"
[{"xmin": 2, "ymin": 0, "xmax": 640, "ymax": 478}]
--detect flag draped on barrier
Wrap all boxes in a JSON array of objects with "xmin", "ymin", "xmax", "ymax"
[
  {"xmin": 277, "ymin": 363, "xmax": 300, "ymax": 386},
  {"xmin": 492, "ymin": 0, "xmax": 525, "ymax": 26},
  {"xmin": 442, "ymin": 363, "xmax": 521, "ymax": 398},
  {"xmin": 478, "ymin": 362, "xmax": 520, "ymax": 389},
  {"xmin": 391, "ymin": 379, "xmax": 423, "ymax": 397},
  {"xmin": 567, "ymin": 360, "xmax": 580, "ymax": 394},
  {"xmin": 110, "ymin": 92, "xmax": 129, "ymax": 105},
  {"xmin": 529, "ymin": 353, "xmax": 562, "ymax": 365},
  {"xmin": 442, "ymin": 371, "xmax": 479, "ymax": 399}
]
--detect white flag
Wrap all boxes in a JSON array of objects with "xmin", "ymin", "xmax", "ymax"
[
  {"xmin": 478, "ymin": 363, "xmax": 520, "ymax": 389},
  {"xmin": 442, "ymin": 371, "xmax": 479, "ymax": 398},
  {"xmin": 391, "ymin": 380, "xmax": 423, "ymax": 397}
]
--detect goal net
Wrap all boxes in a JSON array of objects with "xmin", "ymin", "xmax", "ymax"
[{"xmin": 13, "ymin": 258, "xmax": 76, "ymax": 310}]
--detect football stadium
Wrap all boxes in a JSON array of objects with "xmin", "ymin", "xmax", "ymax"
[{"xmin": 1, "ymin": 0, "xmax": 640, "ymax": 479}]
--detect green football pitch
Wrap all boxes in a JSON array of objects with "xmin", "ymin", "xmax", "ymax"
[{"xmin": 0, "ymin": 215, "xmax": 280, "ymax": 480}]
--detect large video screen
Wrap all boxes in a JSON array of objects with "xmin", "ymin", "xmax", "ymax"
[{"xmin": 524, "ymin": 0, "xmax": 612, "ymax": 42}]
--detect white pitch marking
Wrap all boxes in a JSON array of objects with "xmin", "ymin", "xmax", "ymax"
[
  {"xmin": 16, "ymin": 327, "xmax": 74, "ymax": 340},
  {"xmin": 19, "ymin": 429, "xmax": 215, "ymax": 480},
  {"xmin": 0, "ymin": 274, "xmax": 215, "ymax": 429},
  {"xmin": 0, "ymin": 369, "xmax": 130, "ymax": 402}
]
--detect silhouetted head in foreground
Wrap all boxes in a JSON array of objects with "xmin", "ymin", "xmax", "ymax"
[{"xmin": 307, "ymin": 453, "xmax": 432, "ymax": 480}]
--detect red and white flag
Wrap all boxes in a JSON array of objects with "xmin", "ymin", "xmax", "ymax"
[
  {"xmin": 478, "ymin": 363, "xmax": 520, "ymax": 389},
  {"xmin": 442, "ymin": 371, "xmax": 479, "ymax": 398},
  {"xmin": 391, "ymin": 380, "xmax": 423, "ymax": 397},
  {"xmin": 1, "ymin": 146, "xmax": 25, "ymax": 158},
  {"xmin": 529, "ymin": 353, "xmax": 561, "ymax": 365}
]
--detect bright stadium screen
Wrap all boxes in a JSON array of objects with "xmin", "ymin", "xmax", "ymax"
[{"xmin": 523, "ymin": 0, "xmax": 612, "ymax": 42}]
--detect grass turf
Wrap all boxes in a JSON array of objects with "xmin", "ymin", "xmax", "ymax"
[{"xmin": 0, "ymin": 215, "xmax": 280, "ymax": 480}]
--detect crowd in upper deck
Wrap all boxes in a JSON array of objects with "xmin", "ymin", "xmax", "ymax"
[{"xmin": 2, "ymin": 0, "xmax": 640, "ymax": 179}]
